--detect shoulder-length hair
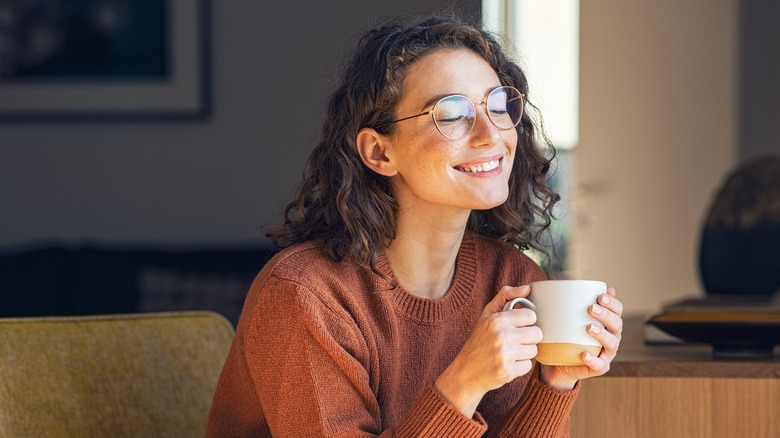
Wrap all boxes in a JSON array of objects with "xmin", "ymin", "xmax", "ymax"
[{"xmin": 268, "ymin": 15, "xmax": 559, "ymax": 273}]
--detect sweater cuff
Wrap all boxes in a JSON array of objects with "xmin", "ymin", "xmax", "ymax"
[
  {"xmin": 395, "ymin": 384, "xmax": 487, "ymax": 437},
  {"xmin": 503, "ymin": 367, "xmax": 580, "ymax": 437}
]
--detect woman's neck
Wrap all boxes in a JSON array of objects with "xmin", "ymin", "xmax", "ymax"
[{"xmin": 385, "ymin": 208, "xmax": 469, "ymax": 300}]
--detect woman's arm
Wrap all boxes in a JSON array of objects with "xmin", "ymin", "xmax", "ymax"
[{"xmin": 434, "ymin": 285, "xmax": 580, "ymax": 438}]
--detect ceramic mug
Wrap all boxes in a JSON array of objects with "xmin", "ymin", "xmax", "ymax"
[{"xmin": 503, "ymin": 280, "xmax": 606, "ymax": 365}]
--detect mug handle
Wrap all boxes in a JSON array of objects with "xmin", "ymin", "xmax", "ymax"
[{"xmin": 503, "ymin": 297, "xmax": 536, "ymax": 312}]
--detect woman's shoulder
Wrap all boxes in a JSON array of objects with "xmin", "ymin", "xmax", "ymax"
[
  {"xmin": 237, "ymin": 242, "xmax": 371, "ymax": 359},
  {"xmin": 242, "ymin": 241, "xmax": 371, "ymax": 323},
  {"xmin": 260, "ymin": 241, "xmax": 346, "ymax": 282},
  {"xmin": 256, "ymin": 240, "xmax": 382, "ymax": 297},
  {"xmin": 264, "ymin": 240, "xmax": 326, "ymax": 268}
]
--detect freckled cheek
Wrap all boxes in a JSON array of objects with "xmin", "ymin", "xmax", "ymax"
[
  {"xmin": 504, "ymin": 132, "xmax": 518, "ymax": 153},
  {"xmin": 424, "ymin": 161, "xmax": 450, "ymax": 179},
  {"xmin": 504, "ymin": 152, "xmax": 516, "ymax": 173},
  {"xmin": 504, "ymin": 138, "xmax": 518, "ymax": 171},
  {"xmin": 420, "ymin": 144, "xmax": 457, "ymax": 172}
]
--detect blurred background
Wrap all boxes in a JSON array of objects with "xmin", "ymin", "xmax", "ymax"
[{"xmin": 0, "ymin": 0, "xmax": 778, "ymax": 321}]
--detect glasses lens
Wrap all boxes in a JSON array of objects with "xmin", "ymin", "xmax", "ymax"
[
  {"xmin": 487, "ymin": 86, "xmax": 523, "ymax": 129},
  {"xmin": 432, "ymin": 95, "xmax": 475, "ymax": 139}
]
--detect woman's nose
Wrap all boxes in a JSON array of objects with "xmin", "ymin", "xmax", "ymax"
[{"xmin": 469, "ymin": 104, "xmax": 501, "ymax": 145}]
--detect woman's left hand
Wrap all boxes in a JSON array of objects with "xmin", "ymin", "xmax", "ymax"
[{"xmin": 539, "ymin": 286, "xmax": 624, "ymax": 391}]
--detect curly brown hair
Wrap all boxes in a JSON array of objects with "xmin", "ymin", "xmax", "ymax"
[{"xmin": 267, "ymin": 15, "xmax": 559, "ymax": 273}]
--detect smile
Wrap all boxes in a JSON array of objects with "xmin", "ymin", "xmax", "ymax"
[{"xmin": 454, "ymin": 159, "xmax": 501, "ymax": 173}]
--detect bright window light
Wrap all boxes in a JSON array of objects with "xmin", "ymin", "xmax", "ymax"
[{"xmin": 483, "ymin": 0, "xmax": 580, "ymax": 150}]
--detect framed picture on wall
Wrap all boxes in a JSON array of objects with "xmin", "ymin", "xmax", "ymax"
[{"xmin": 0, "ymin": 0, "xmax": 209, "ymax": 121}]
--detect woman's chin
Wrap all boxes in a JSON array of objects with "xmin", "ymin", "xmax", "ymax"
[{"xmin": 470, "ymin": 195, "xmax": 509, "ymax": 211}]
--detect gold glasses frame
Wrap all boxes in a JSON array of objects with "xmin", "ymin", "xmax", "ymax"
[{"xmin": 374, "ymin": 85, "xmax": 525, "ymax": 140}]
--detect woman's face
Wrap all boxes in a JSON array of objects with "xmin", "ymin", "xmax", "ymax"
[{"xmin": 383, "ymin": 48, "xmax": 518, "ymax": 216}]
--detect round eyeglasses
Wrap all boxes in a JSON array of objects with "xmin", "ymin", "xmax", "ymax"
[{"xmin": 374, "ymin": 86, "xmax": 524, "ymax": 140}]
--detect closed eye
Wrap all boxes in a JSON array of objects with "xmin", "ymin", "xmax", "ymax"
[{"xmin": 437, "ymin": 113, "xmax": 468, "ymax": 123}]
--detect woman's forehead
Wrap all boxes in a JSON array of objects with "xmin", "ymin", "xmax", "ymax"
[{"xmin": 398, "ymin": 48, "xmax": 501, "ymax": 107}]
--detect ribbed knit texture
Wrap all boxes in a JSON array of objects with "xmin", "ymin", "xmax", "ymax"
[{"xmin": 205, "ymin": 232, "xmax": 579, "ymax": 437}]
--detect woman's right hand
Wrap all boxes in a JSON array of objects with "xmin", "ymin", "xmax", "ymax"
[{"xmin": 434, "ymin": 285, "xmax": 542, "ymax": 418}]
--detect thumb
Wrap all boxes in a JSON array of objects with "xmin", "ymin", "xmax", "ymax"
[{"xmin": 483, "ymin": 285, "xmax": 531, "ymax": 316}]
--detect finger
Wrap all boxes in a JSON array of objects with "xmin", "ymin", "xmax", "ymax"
[
  {"xmin": 511, "ymin": 344, "xmax": 539, "ymax": 362},
  {"xmin": 582, "ymin": 350, "xmax": 610, "ymax": 375},
  {"xmin": 513, "ymin": 325, "xmax": 543, "ymax": 344},
  {"xmin": 587, "ymin": 323, "xmax": 620, "ymax": 353},
  {"xmin": 599, "ymin": 291, "xmax": 623, "ymax": 317},
  {"xmin": 503, "ymin": 308, "xmax": 538, "ymax": 328},
  {"xmin": 485, "ymin": 285, "xmax": 531, "ymax": 315},
  {"xmin": 590, "ymin": 303, "xmax": 623, "ymax": 336},
  {"xmin": 506, "ymin": 359, "xmax": 535, "ymax": 379},
  {"xmin": 504, "ymin": 284, "xmax": 531, "ymax": 299}
]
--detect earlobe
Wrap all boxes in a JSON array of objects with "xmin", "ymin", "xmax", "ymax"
[{"xmin": 356, "ymin": 128, "xmax": 397, "ymax": 177}]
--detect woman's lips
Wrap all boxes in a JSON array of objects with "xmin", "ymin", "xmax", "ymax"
[{"xmin": 454, "ymin": 157, "xmax": 502, "ymax": 174}]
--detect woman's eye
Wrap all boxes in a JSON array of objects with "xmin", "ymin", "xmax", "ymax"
[
  {"xmin": 437, "ymin": 113, "xmax": 466, "ymax": 123},
  {"xmin": 436, "ymin": 97, "xmax": 471, "ymax": 123}
]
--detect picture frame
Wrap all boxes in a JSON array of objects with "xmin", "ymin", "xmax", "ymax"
[{"xmin": 0, "ymin": 0, "xmax": 210, "ymax": 121}]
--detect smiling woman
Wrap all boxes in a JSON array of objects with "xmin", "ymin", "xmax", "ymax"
[
  {"xmin": 205, "ymin": 15, "xmax": 624, "ymax": 438},
  {"xmin": 356, "ymin": 48, "xmax": 520, "ymax": 216}
]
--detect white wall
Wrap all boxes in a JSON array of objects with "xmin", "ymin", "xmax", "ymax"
[{"xmin": 573, "ymin": 0, "xmax": 738, "ymax": 315}]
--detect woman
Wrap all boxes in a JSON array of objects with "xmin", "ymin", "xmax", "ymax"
[{"xmin": 206, "ymin": 16, "xmax": 623, "ymax": 437}]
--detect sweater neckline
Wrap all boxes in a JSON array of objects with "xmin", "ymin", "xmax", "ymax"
[{"xmin": 375, "ymin": 232, "xmax": 478, "ymax": 323}]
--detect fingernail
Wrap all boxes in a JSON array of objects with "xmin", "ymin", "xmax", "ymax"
[
  {"xmin": 584, "ymin": 352, "xmax": 593, "ymax": 362},
  {"xmin": 589, "ymin": 324, "xmax": 601, "ymax": 335},
  {"xmin": 601, "ymin": 294, "xmax": 610, "ymax": 305},
  {"xmin": 592, "ymin": 304, "xmax": 602, "ymax": 315}
]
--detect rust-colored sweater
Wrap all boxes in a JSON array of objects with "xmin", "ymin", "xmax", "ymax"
[{"xmin": 205, "ymin": 232, "xmax": 579, "ymax": 437}]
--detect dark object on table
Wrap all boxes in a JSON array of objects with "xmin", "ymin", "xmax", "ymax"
[
  {"xmin": 698, "ymin": 155, "xmax": 780, "ymax": 297},
  {"xmin": 649, "ymin": 157, "xmax": 780, "ymax": 358},
  {"xmin": 646, "ymin": 295, "xmax": 780, "ymax": 359}
]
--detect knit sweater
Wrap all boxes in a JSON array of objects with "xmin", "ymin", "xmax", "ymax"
[{"xmin": 205, "ymin": 232, "xmax": 579, "ymax": 437}]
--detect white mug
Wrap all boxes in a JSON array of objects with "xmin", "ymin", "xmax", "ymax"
[{"xmin": 503, "ymin": 280, "xmax": 606, "ymax": 365}]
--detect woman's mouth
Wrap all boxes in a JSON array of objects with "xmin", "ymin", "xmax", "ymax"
[{"xmin": 454, "ymin": 158, "xmax": 501, "ymax": 173}]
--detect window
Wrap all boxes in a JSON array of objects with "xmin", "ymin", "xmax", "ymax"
[{"xmin": 483, "ymin": 0, "xmax": 580, "ymax": 278}]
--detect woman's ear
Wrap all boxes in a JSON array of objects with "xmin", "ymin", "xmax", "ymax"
[{"xmin": 356, "ymin": 127, "xmax": 398, "ymax": 177}]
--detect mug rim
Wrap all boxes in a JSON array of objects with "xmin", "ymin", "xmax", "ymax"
[{"xmin": 530, "ymin": 279, "xmax": 606, "ymax": 286}]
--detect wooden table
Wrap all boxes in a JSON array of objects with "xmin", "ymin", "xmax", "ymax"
[{"xmin": 570, "ymin": 316, "xmax": 780, "ymax": 438}]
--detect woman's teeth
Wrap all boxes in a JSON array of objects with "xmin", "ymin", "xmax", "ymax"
[{"xmin": 458, "ymin": 159, "xmax": 500, "ymax": 173}]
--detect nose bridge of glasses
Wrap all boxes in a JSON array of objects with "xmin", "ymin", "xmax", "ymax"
[
  {"xmin": 470, "ymin": 100, "xmax": 502, "ymax": 136},
  {"xmin": 474, "ymin": 99, "xmax": 501, "ymax": 128}
]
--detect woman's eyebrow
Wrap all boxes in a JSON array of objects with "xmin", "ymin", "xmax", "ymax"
[
  {"xmin": 418, "ymin": 93, "xmax": 452, "ymax": 111},
  {"xmin": 417, "ymin": 86, "xmax": 501, "ymax": 111}
]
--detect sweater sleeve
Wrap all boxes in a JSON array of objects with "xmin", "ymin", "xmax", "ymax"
[
  {"xmin": 246, "ymin": 275, "xmax": 488, "ymax": 437},
  {"xmin": 487, "ymin": 365, "xmax": 579, "ymax": 438}
]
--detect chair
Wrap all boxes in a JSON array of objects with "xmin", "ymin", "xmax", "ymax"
[{"xmin": 0, "ymin": 311, "xmax": 234, "ymax": 437}]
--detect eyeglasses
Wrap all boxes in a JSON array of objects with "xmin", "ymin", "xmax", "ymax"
[{"xmin": 375, "ymin": 86, "xmax": 524, "ymax": 140}]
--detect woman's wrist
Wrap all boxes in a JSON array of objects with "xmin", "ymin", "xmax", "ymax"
[
  {"xmin": 538, "ymin": 365, "xmax": 577, "ymax": 391},
  {"xmin": 434, "ymin": 364, "xmax": 485, "ymax": 419}
]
